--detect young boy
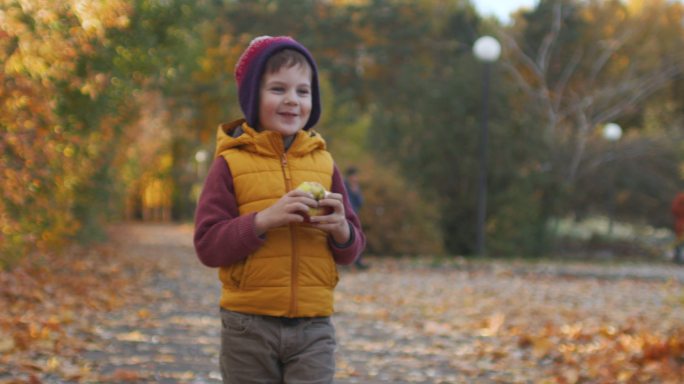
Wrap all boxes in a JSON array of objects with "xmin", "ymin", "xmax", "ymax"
[{"xmin": 194, "ymin": 36, "xmax": 366, "ymax": 384}]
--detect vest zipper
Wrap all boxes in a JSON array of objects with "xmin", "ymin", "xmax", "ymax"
[
  {"xmin": 281, "ymin": 153, "xmax": 292, "ymax": 182},
  {"xmin": 281, "ymin": 153, "xmax": 298, "ymax": 317}
]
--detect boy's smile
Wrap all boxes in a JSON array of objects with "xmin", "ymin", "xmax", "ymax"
[{"xmin": 258, "ymin": 64, "xmax": 313, "ymax": 138}]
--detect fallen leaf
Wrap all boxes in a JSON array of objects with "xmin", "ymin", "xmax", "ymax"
[
  {"xmin": 0, "ymin": 333, "xmax": 15, "ymax": 353},
  {"xmin": 110, "ymin": 369, "xmax": 142, "ymax": 381}
]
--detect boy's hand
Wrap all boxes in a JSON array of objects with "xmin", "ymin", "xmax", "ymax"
[
  {"xmin": 309, "ymin": 192, "xmax": 350, "ymax": 244},
  {"xmin": 254, "ymin": 189, "xmax": 317, "ymax": 236}
]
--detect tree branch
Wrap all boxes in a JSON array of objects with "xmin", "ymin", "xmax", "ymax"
[{"xmin": 537, "ymin": 2, "xmax": 562, "ymax": 74}]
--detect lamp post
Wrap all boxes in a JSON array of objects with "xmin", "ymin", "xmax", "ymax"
[
  {"xmin": 602, "ymin": 123, "xmax": 622, "ymax": 236},
  {"xmin": 195, "ymin": 149, "xmax": 208, "ymax": 180},
  {"xmin": 473, "ymin": 36, "xmax": 501, "ymax": 256}
]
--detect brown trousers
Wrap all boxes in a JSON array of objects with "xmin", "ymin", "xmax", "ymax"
[{"xmin": 220, "ymin": 309, "xmax": 336, "ymax": 384}]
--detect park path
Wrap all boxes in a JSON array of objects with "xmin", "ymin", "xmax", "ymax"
[
  {"xmin": 87, "ymin": 223, "xmax": 474, "ymax": 383},
  {"xmin": 81, "ymin": 223, "xmax": 684, "ymax": 383},
  {"xmin": 82, "ymin": 223, "xmax": 223, "ymax": 383},
  {"xmin": 88, "ymin": 223, "xmax": 422, "ymax": 384}
]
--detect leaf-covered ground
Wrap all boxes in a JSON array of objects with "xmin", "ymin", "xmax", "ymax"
[{"xmin": 1, "ymin": 223, "xmax": 683, "ymax": 383}]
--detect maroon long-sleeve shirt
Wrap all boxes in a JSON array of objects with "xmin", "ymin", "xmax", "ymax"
[{"xmin": 194, "ymin": 157, "xmax": 365, "ymax": 268}]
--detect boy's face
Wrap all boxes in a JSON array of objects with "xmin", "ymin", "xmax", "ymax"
[{"xmin": 258, "ymin": 63, "xmax": 312, "ymax": 137}]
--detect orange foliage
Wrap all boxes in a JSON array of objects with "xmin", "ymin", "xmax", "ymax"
[
  {"xmin": 351, "ymin": 158, "xmax": 445, "ymax": 255},
  {"xmin": 0, "ymin": 1, "xmax": 132, "ymax": 262}
]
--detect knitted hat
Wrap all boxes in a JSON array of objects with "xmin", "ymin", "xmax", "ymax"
[{"xmin": 235, "ymin": 36, "xmax": 321, "ymax": 130}]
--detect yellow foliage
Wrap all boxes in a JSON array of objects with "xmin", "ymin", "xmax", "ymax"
[
  {"xmin": 142, "ymin": 178, "xmax": 172, "ymax": 209},
  {"xmin": 0, "ymin": 0, "xmax": 133, "ymax": 261}
]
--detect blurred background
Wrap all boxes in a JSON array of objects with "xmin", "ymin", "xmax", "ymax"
[{"xmin": 2, "ymin": 0, "xmax": 683, "ymax": 265}]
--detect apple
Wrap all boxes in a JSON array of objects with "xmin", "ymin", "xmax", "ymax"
[{"xmin": 296, "ymin": 181, "xmax": 331, "ymax": 219}]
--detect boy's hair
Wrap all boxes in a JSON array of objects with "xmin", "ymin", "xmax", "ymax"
[
  {"xmin": 234, "ymin": 36, "xmax": 321, "ymax": 130},
  {"xmin": 265, "ymin": 49, "xmax": 311, "ymax": 75}
]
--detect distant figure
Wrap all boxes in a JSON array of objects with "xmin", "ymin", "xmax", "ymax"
[
  {"xmin": 671, "ymin": 192, "xmax": 684, "ymax": 264},
  {"xmin": 345, "ymin": 166, "xmax": 369, "ymax": 270}
]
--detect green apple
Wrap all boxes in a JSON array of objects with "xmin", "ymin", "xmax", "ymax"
[
  {"xmin": 296, "ymin": 181, "xmax": 331, "ymax": 218},
  {"xmin": 296, "ymin": 181, "xmax": 327, "ymax": 200}
]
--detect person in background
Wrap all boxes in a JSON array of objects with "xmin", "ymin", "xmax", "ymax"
[
  {"xmin": 671, "ymin": 192, "xmax": 684, "ymax": 264},
  {"xmin": 193, "ymin": 35, "xmax": 366, "ymax": 383},
  {"xmin": 344, "ymin": 166, "xmax": 369, "ymax": 270}
]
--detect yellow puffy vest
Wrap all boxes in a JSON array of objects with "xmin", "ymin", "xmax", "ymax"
[{"xmin": 215, "ymin": 120, "xmax": 338, "ymax": 317}]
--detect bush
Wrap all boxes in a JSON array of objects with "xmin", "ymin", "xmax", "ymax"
[{"xmin": 350, "ymin": 158, "xmax": 445, "ymax": 256}]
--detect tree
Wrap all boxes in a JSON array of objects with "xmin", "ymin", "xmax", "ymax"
[
  {"xmin": 0, "ymin": 0, "xmax": 206, "ymax": 263},
  {"xmin": 500, "ymin": 0, "xmax": 683, "ymax": 196},
  {"xmin": 1, "ymin": 0, "xmax": 135, "ymax": 262}
]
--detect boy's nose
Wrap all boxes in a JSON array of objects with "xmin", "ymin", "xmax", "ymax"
[{"xmin": 284, "ymin": 93, "xmax": 298, "ymax": 105}]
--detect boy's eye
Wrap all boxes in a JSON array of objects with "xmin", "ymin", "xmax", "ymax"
[
  {"xmin": 297, "ymin": 88, "xmax": 310, "ymax": 96},
  {"xmin": 270, "ymin": 86, "xmax": 285, "ymax": 93}
]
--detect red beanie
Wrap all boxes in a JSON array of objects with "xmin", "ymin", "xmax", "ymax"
[{"xmin": 234, "ymin": 36, "xmax": 321, "ymax": 130}]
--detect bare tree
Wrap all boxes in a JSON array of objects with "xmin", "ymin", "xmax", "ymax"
[{"xmin": 499, "ymin": 2, "xmax": 683, "ymax": 185}]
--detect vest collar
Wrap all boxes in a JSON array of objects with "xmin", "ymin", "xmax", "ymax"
[{"xmin": 215, "ymin": 118, "xmax": 326, "ymax": 159}]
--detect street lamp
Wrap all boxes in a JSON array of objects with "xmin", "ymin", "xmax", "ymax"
[
  {"xmin": 195, "ymin": 149, "xmax": 208, "ymax": 180},
  {"xmin": 602, "ymin": 123, "xmax": 622, "ymax": 235},
  {"xmin": 473, "ymin": 36, "xmax": 501, "ymax": 256},
  {"xmin": 603, "ymin": 123, "xmax": 622, "ymax": 142}
]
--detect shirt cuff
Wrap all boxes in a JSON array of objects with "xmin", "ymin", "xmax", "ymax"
[
  {"xmin": 239, "ymin": 212, "xmax": 266, "ymax": 250},
  {"xmin": 331, "ymin": 221, "xmax": 355, "ymax": 249}
]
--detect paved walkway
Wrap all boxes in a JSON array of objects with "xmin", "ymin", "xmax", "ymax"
[
  {"xmin": 81, "ymin": 223, "xmax": 684, "ymax": 383},
  {"xmin": 89, "ymin": 223, "xmax": 474, "ymax": 383},
  {"xmin": 84, "ymin": 223, "xmax": 222, "ymax": 383}
]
